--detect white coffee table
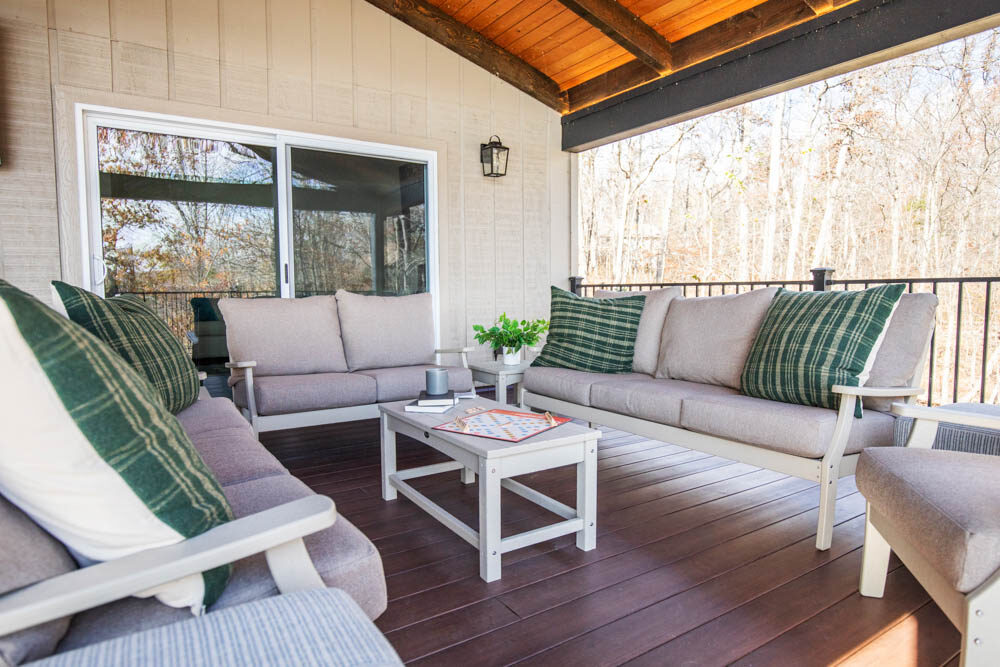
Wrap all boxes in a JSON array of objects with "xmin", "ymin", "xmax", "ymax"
[
  {"xmin": 469, "ymin": 359, "xmax": 532, "ymax": 407},
  {"xmin": 378, "ymin": 397, "xmax": 600, "ymax": 582}
]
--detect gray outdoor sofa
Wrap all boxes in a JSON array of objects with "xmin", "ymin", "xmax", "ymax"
[
  {"xmin": 521, "ymin": 286, "xmax": 939, "ymax": 551},
  {"xmin": 220, "ymin": 290, "xmax": 474, "ymax": 434},
  {"xmin": 0, "ymin": 395, "xmax": 391, "ymax": 665}
]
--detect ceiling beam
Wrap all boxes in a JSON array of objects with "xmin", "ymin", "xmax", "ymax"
[
  {"xmin": 802, "ymin": 0, "xmax": 834, "ymax": 12},
  {"xmin": 565, "ymin": 0, "xmax": 814, "ymax": 112},
  {"xmin": 556, "ymin": 0, "xmax": 673, "ymax": 73},
  {"xmin": 362, "ymin": 0, "xmax": 567, "ymax": 112},
  {"xmin": 562, "ymin": 0, "xmax": 1000, "ymax": 151}
]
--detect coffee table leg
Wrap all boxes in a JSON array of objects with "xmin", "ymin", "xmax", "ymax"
[
  {"xmin": 576, "ymin": 437, "xmax": 597, "ymax": 551},
  {"xmin": 380, "ymin": 413, "xmax": 397, "ymax": 501},
  {"xmin": 479, "ymin": 458, "xmax": 502, "ymax": 581},
  {"xmin": 461, "ymin": 467, "xmax": 476, "ymax": 484}
]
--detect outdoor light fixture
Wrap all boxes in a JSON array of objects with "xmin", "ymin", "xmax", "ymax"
[{"xmin": 480, "ymin": 135, "xmax": 509, "ymax": 177}]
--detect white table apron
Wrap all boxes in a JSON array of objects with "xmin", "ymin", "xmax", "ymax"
[{"xmin": 379, "ymin": 412, "xmax": 598, "ymax": 582}]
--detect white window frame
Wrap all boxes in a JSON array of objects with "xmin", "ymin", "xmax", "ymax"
[{"xmin": 76, "ymin": 103, "xmax": 440, "ymax": 341}]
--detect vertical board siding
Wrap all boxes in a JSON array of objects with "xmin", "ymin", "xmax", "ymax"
[{"xmin": 0, "ymin": 0, "xmax": 569, "ymax": 345}]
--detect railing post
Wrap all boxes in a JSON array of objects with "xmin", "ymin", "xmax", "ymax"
[
  {"xmin": 569, "ymin": 276, "xmax": 585, "ymax": 296},
  {"xmin": 811, "ymin": 267, "xmax": 834, "ymax": 292}
]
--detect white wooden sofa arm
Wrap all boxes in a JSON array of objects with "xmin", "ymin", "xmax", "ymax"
[
  {"xmin": 0, "ymin": 495, "xmax": 336, "ymax": 637},
  {"xmin": 890, "ymin": 403, "xmax": 1000, "ymax": 450},
  {"xmin": 435, "ymin": 347, "xmax": 474, "ymax": 369},
  {"xmin": 225, "ymin": 361, "xmax": 258, "ymax": 433},
  {"xmin": 225, "ymin": 360, "xmax": 258, "ymax": 369},
  {"xmin": 831, "ymin": 385, "xmax": 923, "ymax": 398}
]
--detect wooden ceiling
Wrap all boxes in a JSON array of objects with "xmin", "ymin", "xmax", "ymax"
[{"xmin": 366, "ymin": 0, "xmax": 860, "ymax": 113}]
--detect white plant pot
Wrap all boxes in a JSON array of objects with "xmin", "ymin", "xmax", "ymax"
[{"xmin": 502, "ymin": 347, "xmax": 521, "ymax": 365}]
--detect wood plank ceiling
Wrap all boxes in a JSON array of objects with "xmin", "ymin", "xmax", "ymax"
[{"xmin": 365, "ymin": 0, "xmax": 859, "ymax": 113}]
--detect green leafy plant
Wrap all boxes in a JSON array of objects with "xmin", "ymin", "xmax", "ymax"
[{"xmin": 473, "ymin": 313, "xmax": 549, "ymax": 352}]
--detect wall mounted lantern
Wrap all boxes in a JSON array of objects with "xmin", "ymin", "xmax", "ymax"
[{"xmin": 480, "ymin": 135, "xmax": 509, "ymax": 177}]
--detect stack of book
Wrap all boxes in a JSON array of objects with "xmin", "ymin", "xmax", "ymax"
[{"xmin": 403, "ymin": 391, "xmax": 457, "ymax": 413}]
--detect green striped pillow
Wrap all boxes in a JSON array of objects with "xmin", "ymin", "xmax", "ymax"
[
  {"xmin": 52, "ymin": 282, "xmax": 200, "ymax": 414},
  {"xmin": 0, "ymin": 280, "xmax": 232, "ymax": 610},
  {"xmin": 532, "ymin": 286, "xmax": 645, "ymax": 374},
  {"xmin": 741, "ymin": 284, "xmax": 907, "ymax": 417}
]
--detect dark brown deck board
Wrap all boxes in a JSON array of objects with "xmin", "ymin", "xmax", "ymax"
[{"xmin": 259, "ymin": 412, "xmax": 956, "ymax": 665}]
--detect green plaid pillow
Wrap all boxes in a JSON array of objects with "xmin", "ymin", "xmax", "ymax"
[
  {"xmin": 532, "ymin": 286, "xmax": 645, "ymax": 374},
  {"xmin": 741, "ymin": 284, "xmax": 906, "ymax": 417},
  {"xmin": 52, "ymin": 282, "xmax": 200, "ymax": 414},
  {"xmin": 0, "ymin": 280, "xmax": 232, "ymax": 610}
]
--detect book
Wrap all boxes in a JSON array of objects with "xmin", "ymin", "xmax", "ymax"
[
  {"xmin": 404, "ymin": 400, "xmax": 454, "ymax": 414},
  {"xmin": 417, "ymin": 390, "xmax": 456, "ymax": 406},
  {"xmin": 455, "ymin": 390, "xmax": 477, "ymax": 400}
]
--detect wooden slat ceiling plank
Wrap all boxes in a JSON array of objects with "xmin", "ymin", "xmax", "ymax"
[
  {"xmin": 479, "ymin": 0, "xmax": 550, "ymax": 38},
  {"xmin": 660, "ymin": 0, "xmax": 769, "ymax": 42},
  {"xmin": 362, "ymin": 0, "xmax": 567, "ymax": 111},
  {"xmin": 514, "ymin": 11, "xmax": 595, "ymax": 61},
  {"xmin": 566, "ymin": 0, "xmax": 816, "ymax": 111},
  {"xmin": 526, "ymin": 19, "xmax": 619, "ymax": 72},
  {"xmin": 505, "ymin": 6, "xmax": 578, "ymax": 54},
  {"xmin": 550, "ymin": 41, "xmax": 639, "ymax": 85},
  {"xmin": 493, "ymin": 1, "xmax": 566, "ymax": 48},
  {"xmin": 454, "ymin": 0, "xmax": 503, "ymax": 24},
  {"xmin": 629, "ymin": 0, "xmax": 707, "ymax": 30},
  {"xmin": 555, "ymin": 0, "xmax": 673, "ymax": 72},
  {"xmin": 557, "ymin": 50, "xmax": 637, "ymax": 89},
  {"xmin": 464, "ymin": 0, "xmax": 522, "ymax": 31},
  {"xmin": 436, "ymin": 0, "xmax": 477, "ymax": 14}
]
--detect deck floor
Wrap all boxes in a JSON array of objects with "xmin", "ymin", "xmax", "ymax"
[{"xmin": 259, "ymin": 394, "xmax": 960, "ymax": 666}]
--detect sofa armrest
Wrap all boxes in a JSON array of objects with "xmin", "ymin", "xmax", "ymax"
[
  {"xmin": 890, "ymin": 403, "xmax": 1000, "ymax": 449},
  {"xmin": 225, "ymin": 362, "xmax": 258, "ymax": 427},
  {"xmin": 831, "ymin": 385, "xmax": 923, "ymax": 398},
  {"xmin": 435, "ymin": 347, "xmax": 474, "ymax": 369},
  {"xmin": 0, "ymin": 496, "xmax": 336, "ymax": 637},
  {"xmin": 225, "ymin": 360, "xmax": 257, "ymax": 369}
]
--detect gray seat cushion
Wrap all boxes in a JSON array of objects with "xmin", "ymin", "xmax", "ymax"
[
  {"xmin": 57, "ymin": 475, "xmax": 387, "ymax": 652},
  {"xmin": 656, "ymin": 287, "xmax": 778, "ymax": 389},
  {"xmin": 857, "ymin": 448, "xmax": 1000, "ymax": 593},
  {"xmin": 865, "ymin": 292, "xmax": 938, "ymax": 411},
  {"xmin": 356, "ymin": 365, "xmax": 473, "ymax": 402},
  {"xmin": 522, "ymin": 367, "xmax": 651, "ymax": 406},
  {"xmin": 218, "ymin": 296, "xmax": 349, "ymax": 378},
  {"xmin": 187, "ymin": 427, "xmax": 287, "ymax": 486},
  {"xmin": 335, "ymin": 291, "xmax": 435, "ymax": 371},
  {"xmin": 594, "ymin": 288, "xmax": 682, "ymax": 375},
  {"xmin": 590, "ymin": 378, "xmax": 738, "ymax": 427},
  {"xmin": 174, "ymin": 398, "xmax": 250, "ymax": 438},
  {"xmin": 0, "ymin": 496, "xmax": 77, "ymax": 666},
  {"xmin": 679, "ymin": 393, "xmax": 895, "ymax": 458},
  {"xmin": 37, "ymin": 589, "xmax": 401, "ymax": 667},
  {"xmin": 232, "ymin": 373, "xmax": 377, "ymax": 416}
]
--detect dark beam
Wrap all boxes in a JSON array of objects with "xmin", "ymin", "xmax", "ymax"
[
  {"xmin": 362, "ymin": 0, "xmax": 566, "ymax": 112},
  {"xmin": 563, "ymin": 0, "xmax": 1000, "ymax": 151},
  {"xmin": 557, "ymin": 0, "xmax": 673, "ymax": 73},
  {"xmin": 566, "ymin": 0, "xmax": 814, "ymax": 112}
]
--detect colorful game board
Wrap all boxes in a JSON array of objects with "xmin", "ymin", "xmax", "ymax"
[{"xmin": 433, "ymin": 409, "xmax": 570, "ymax": 442}]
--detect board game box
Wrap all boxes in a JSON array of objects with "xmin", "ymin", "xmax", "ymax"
[{"xmin": 433, "ymin": 409, "xmax": 570, "ymax": 442}]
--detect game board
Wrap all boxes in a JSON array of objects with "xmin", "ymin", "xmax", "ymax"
[{"xmin": 433, "ymin": 409, "xmax": 570, "ymax": 442}]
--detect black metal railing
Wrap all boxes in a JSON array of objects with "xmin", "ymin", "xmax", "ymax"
[{"xmin": 572, "ymin": 269, "xmax": 1000, "ymax": 407}]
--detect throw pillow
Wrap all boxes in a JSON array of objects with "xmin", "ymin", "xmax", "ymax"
[
  {"xmin": 532, "ymin": 286, "xmax": 645, "ymax": 374},
  {"xmin": 335, "ymin": 290, "xmax": 435, "ymax": 371},
  {"xmin": 594, "ymin": 287, "xmax": 682, "ymax": 375},
  {"xmin": 51, "ymin": 282, "xmax": 200, "ymax": 414},
  {"xmin": 741, "ymin": 284, "xmax": 907, "ymax": 417},
  {"xmin": 656, "ymin": 287, "xmax": 779, "ymax": 389},
  {"xmin": 0, "ymin": 280, "xmax": 233, "ymax": 611}
]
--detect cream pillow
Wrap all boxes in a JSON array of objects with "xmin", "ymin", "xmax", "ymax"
[
  {"xmin": 595, "ymin": 287, "xmax": 682, "ymax": 375},
  {"xmin": 656, "ymin": 287, "xmax": 778, "ymax": 389}
]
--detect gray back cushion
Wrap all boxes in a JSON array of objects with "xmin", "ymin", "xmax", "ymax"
[
  {"xmin": 335, "ymin": 291, "xmax": 435, "ymax": 371},
  {"xmin": 218, "ymin": 296, "xmax": 348, "ymax": 378},
  {"xmin": 656, "ymin": 287, "xmax": 779, "ymax": 389},
  {"xmin": 594, "ymin": 287, "xmax": 682, "ymax": 375},
  {"xmin": 865, "ymin": 292, "xmax": 938, "ymax": 411},
  {"xmin": 0, "ymin": 495, "xmax": 77, "ymax": 666}
]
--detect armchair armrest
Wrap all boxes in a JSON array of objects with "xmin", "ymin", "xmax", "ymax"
[
  {"xmin": 435, "ymin": 347, "xmax": 474, "ymax": 369},
  {"xmin": 831, "ymin": 385, "xmax": 923, "ymax": 398},
  {"xmin": 225, "ymin": 360, "xmax": 257, "ymax": 369},
  {"xmin": 890, "ymin": 403, "xmax": 1000, "ymax": 449},
  {"xmin": 0, "ymin": 496, "xmax": 335, "ymax": 636}
]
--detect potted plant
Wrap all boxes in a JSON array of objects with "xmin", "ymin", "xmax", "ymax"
[{"xmin": 473, "ymin": 313, "xmax": 549, "ymax": 365}]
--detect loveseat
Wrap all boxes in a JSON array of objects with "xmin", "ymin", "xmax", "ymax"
[
  {"xmin": 521, "ymin": 286, "xmax": 938, "ymax": 551},
  {"xmin": 220, "ymin": 290, "xmax": 474, "ymax": 434},
  {"xmin": 0, "ymin": 395, "xmax": 389, "ymax": 664}
]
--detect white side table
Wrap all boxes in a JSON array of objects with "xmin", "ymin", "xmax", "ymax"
[{"xmin": 468, "ymin": 359, "xmax": 532, "ymax": 407}]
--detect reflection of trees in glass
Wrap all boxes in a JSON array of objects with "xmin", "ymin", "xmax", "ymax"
[
  {"xmin": 293, "ymin": 210, "xmax": 375, "ymax": 295},
  {"xmin": 384, "ymin": 204, "xmax": 426, "ymax": 294},
  {"xmin": 98, "ymin": 127, "xmax": 278, "ymax": 296}
]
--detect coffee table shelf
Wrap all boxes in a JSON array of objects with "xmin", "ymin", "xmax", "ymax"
[{"xmin": 378, "ymin": 397, "xmax": 600, "ymax": 582}]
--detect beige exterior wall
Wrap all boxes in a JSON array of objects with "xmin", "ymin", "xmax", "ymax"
[{"xmin": 0, "ymin": 0, "xmax": 571, "ymax": 353}]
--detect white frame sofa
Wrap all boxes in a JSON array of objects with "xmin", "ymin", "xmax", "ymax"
[{"xmin": 521, "ymin": 288, "xmax": 937, "ymax": 551}]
